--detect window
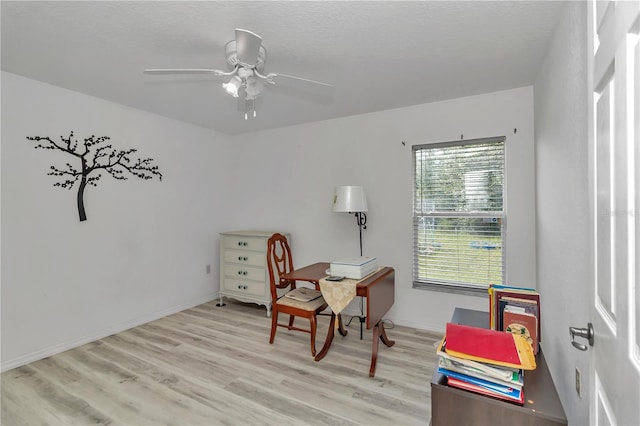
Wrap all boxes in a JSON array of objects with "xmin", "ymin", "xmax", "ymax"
[{"xmin": 412, "ymin": 137, "xmax": 505, "ymax": 294}]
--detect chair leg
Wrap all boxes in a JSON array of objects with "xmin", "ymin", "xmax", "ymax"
[
  {"xmin": 269, "ymin": 310, "xmax": 278, "ymax": 344},
  {"xmin": 309, "ymin": 315, "xmax": 318, "ymax": 357},
  {"xmin": 288, "ymin": 315, "xmax": 295, "ymax": 330}
]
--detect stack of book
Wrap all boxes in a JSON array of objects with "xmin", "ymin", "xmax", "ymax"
[
  {"xmin": 488, "ymin": 284, "xmax": 541, "ymax": 354},
  {"xmin": 437, "ymin": 322, "xmax": 536, "ymax": 405}
]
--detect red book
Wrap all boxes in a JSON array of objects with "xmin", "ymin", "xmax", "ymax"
[
  {"xmin": 495, "ymin": 290, "xmax": 541, "ymax": 342},
  {"xmin": 503, "ymin": 308, "xmax": 538, "ymax": 354},
  {"xmin": 446, "ymin": 322, "xmax": 521, "ymax": 365}
]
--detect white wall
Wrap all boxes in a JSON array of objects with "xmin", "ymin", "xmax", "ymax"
[
  {"xmin": 1, "ymin": 72, "xmax": 233, "ymax": 370},
  {"xmin": 230, "ymin": 86, "xmax": 536, "ymax": 331},
  {"xmin": 533, "ymin": 2, "xmax": 589, "ymax": 425},
  {"xmin": 1, "ymin": 72, "xmax": 537, "ymax": 370}
]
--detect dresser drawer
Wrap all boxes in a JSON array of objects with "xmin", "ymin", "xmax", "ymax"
[
  {"xmin": 223, "ymin": 278, "xmax": 267, "ymax": 297},
  {"xmin": 224, "ymin": 249, "xmax": 266, "ymax": 267},
  {"xmin": 224, "ymin": 264, "xmax": 265, "ymax": 281},
  {"xmin": 223, "ymin": 236, "xmax": 266, "ymax": 252},
  {"xmin": 219, "ymin": 231, "xmax": 289, "ymax": 318}
]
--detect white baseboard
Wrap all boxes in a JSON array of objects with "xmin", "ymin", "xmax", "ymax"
[
  {"xmin": 387, "ymin": 316, "xmax": 442, "ymax": 334},
  {"xmin": 1, "ymin": 293, "xmax": 217, "ymax": 373}
]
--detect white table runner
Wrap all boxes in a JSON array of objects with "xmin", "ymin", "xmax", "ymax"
[{"xmin": 318, "ymin": 267, "xmax": 384, "ymax": 315}]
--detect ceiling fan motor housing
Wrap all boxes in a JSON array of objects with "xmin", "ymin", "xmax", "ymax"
[{"xmin": 225, "ymin": 40, "xmax": 266, "ymax": 71}]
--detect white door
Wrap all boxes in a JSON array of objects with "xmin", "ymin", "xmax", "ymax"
[{"xmin": 588, "ymin": 0, "xmax": 640, "ymax": 424}]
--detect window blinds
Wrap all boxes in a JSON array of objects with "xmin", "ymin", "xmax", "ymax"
[{"xmin": 412, "ymin": 137, "xmax": 505, "ymax": 292}]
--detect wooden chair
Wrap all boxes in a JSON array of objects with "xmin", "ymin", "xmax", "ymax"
[{"xmin": 267, "ymin": 233, "xmax": 328, "ymax": 356}]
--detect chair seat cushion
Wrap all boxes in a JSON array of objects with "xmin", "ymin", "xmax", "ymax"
[{"xmin": 276, "ymin": 294, "xmax": 327, "ymax": 311}]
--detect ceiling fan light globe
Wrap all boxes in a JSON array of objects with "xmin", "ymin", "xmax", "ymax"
[
  {"xmin": 222, "ymin": 76, "xmax": 242, "ymax": 97},
  {"xmin": 244, "ymin": 76, "xmax": 264, "ymax": 97},
  {"xmin": 222, "ymin": 82, "xmax": 238, "ymax": 97}
]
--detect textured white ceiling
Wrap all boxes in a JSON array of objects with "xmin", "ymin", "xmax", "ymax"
[{"xmin": 1, "ymin": 1, "xmax": 567, "ymax": 135}]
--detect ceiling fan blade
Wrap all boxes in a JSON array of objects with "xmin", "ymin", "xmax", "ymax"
[
  {"xmin": 266, "ymin": 72, "xmax": 333, "ymax": 88},
  {"xmin": 235, "ymin": 28, "xmax": 263, "ymax": 66},
  {"xmin": 143, "ymin": 68, "xmax": 228, "ymax": 75}
]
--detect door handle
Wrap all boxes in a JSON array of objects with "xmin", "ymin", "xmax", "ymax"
[{"xmin": 569, "ymin": 323, "xmax": 594, "ymax": 351}]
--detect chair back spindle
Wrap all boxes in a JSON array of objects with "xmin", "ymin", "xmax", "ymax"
[{"xmin": 267, "ymin": 233, "xmax": 294, "ymax": 300}]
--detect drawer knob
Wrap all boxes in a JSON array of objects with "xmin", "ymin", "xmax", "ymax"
[
  {"xmin": 243, "ymin": 242, "xmax": 248, "ymax": 246},
  {"xmin": 243, "ymin": 271, "xmax": 248, "ymax": 276},
  {"xmin": 238, "ymin": 284, "xmax": 242, "ymax": 289},
  {"xmin": 237, "ymin": 271, "xmax": 242, "ymax": 275},
  {"xmin": 238, "ymin": 241, "xmax": 242, "ymax": 246},
  {"xmin": 238, "ymin": 256, "xmax": 242, "ymax": 261},
  {"xmin": 243, "ymin": 285, "xmax": 248, "ymax": 290},
  {"xmin": 243, "ymin": 256, "xmax": 248, "ymax": 261}
]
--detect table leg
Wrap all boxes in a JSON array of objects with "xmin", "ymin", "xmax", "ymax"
[
  {"xmin": 315, "ymin": 312, "xmax": 336, "ymax": 361},
  {"xmin": 338, "ymin": 313, "xmax": 348, "ymax": 336},
  {"xmin": 379, "ymin": 320, "xmax": 395, "ymax": 348},
  {"xmin": 369, "ymin": 323, "xmax": 380, "ymax": 377},
  {"xmin": 368, "ymin": 320, "xmax": 396, "ymax": 377}
]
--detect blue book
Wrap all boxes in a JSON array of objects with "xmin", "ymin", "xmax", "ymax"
[
  {"xmin": 490, "ymin": 284, "xmax": 537, "ymax": 292},
  {"xmin": 437, "ymin": 367, "xmax": 523, "ymax": 400}
]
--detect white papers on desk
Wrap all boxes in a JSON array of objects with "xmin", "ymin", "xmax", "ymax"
[{"xmin": 330, "ymin": 256, "xmax": 378, "ymax": 279}]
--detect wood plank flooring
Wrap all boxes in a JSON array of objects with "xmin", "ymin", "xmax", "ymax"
[{"xmin": 1, "ymin": 300, "xmax": 442, "ymax": 425}]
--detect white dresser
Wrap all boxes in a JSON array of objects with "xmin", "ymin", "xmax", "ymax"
[{"xmin": 218, "ymin": 230, "xmax": 288, "ymax": 317}]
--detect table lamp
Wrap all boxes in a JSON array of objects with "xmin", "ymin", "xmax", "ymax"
[{"xmin": 332, "ymin": 185, "xmax": 368, "ymax": 256}]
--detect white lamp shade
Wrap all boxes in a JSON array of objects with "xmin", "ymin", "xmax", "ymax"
[{"xmin": 332, "ymin": 186, "xmax": 368, "ymax": 212}]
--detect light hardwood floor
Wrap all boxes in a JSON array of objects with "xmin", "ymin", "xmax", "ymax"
[{"xmin": 1, "ymin": 300, "xmax": 441, "ymax": 425}]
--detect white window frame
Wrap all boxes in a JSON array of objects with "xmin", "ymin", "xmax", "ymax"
[{"xmin": 412, "ymin": 136, "xmax": 506, "ymax": 295}]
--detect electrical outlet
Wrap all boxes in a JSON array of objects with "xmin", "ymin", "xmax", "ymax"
[
  {"xmin": 206, "ymin": 264, "xmax": 211, "ymax": 274},
  {"xmin": 575, "ymin": 367, "xmax": 582, "ymax": 397}
]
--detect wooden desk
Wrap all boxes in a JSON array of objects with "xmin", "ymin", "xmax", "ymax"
[
  {"xmin": 430, "ymin": 308, "xmax": 567, "ymax": 426},
  {"xmin": 280, "ymin": 262, "xmax": 395, "ymax": 377}
]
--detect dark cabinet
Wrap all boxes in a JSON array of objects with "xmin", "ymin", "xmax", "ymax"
[{"xmin": 430, "ymin": 308, "xmax": 567, "ymax": 426}]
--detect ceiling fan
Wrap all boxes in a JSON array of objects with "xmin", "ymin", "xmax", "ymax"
[{"xmin": 144, "ymin": 28, "xmax": 332, "ymax": 120}]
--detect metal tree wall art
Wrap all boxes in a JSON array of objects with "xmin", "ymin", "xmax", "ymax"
[{"xmin": 27, "ymin": 131, "xmax": 163, "ymax": 222}]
